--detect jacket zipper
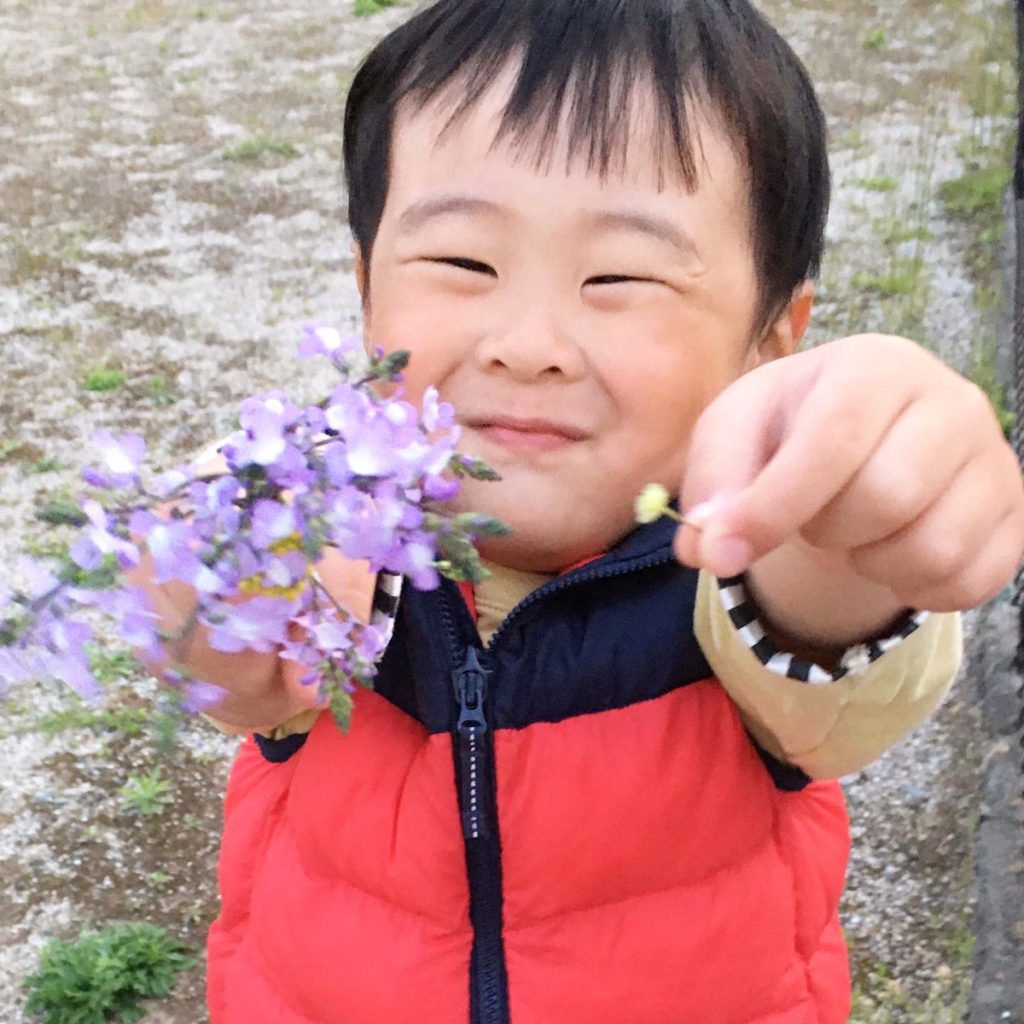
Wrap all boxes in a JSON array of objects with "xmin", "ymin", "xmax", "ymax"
[
  {"xmin": 443, "ymin": 544, "xmax": 678, "ymax": 1024},
  {"xmin": 441, "ymin": 594, "xmax": 509, "ymax": 1024},
  {"xmin": 454, "ymin": 648, "xmax": 490, "ymax": 840}
]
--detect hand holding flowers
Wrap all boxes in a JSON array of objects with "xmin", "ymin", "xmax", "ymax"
[{"xmin": 0, "ymin": 325, "xmax": 506, "ymax": 734}]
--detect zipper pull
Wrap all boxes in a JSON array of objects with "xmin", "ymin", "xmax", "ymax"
[{"xmin": 453, "ymin": 648, "xmax": 490, "ymax": 840}]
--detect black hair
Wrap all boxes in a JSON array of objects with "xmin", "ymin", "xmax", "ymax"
[{"xmin": 343, "ymin": 0, "xmax": 830, "ymax": 336}]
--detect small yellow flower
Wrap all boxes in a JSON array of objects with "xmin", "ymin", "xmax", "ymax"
[
  {"xmin": 239, "ymin": 535, "xmax": 315, "ymax": 600},
  {"xmin": 634, "ymin": 483, "xmax": 672, "ymax": 524},
  {"xmin": 269, "ymin": 533, "xmax": 305, "ymax": 556},
  {"xmin": 237, "ymin": 576, "xmax": 311, "ymax": 601}
]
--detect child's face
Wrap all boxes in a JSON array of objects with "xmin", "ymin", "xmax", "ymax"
[{"xmin": 360, "ymin": 81, "xmax": 801, "ymax": 572}]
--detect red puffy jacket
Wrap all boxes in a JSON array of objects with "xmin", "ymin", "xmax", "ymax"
[{"xmin": 207, "ymin": 520, "xmax": 851, "ymax": 1023}]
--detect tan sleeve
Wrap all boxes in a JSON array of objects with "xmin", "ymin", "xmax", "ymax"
[{"xmin": 693, "ymin": 569, "xmax": 963, "ymax": 779}]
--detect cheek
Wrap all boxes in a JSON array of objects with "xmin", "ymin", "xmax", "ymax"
[
  {"xmin": 600, "ymin": 324, "xmax": 743, "ymax": 482},
  {"xmin": 364, "ymin": 270, "xmax": 473, "ymax": 404}
]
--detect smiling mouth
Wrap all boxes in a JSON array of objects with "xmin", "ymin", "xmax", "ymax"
[{"xmin": 464, "ymin": 416, "xmax": 589, "ymax": 453}]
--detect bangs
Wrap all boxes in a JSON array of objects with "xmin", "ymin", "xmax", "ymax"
[{"xmin": 398, "ymin": 3, "xmax": 710, "ymax": 190}]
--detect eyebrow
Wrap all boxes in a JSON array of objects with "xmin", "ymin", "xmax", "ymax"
[
  {"xmin": 396, "ymin": 195, "xmax": 701, "ymax": 263},
  {"xmin": 588, "ymin": 210, "xmax": 701, "ymax": 263},
  {"xmin": 397, "ymin": 196, "xmax": 507, "ymax": 234}
]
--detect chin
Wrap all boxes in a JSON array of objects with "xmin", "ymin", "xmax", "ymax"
[
  {"xmin": 447, "ymin": 470, "xmax": 636, "ymax": 573},
  {"xmin": 468, "ymin": 500, "xmax": 628, "ymax": 573}
]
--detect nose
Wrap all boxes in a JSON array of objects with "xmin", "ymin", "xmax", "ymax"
[{"xmin": 473, "ymin": 300, "xmax": 587, "ymax": 383}]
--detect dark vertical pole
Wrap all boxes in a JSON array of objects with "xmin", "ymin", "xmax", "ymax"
[
  {"xmin": 1015, "ymin": 0, "xmax": 1024, "ymax": 464},
  {"xmin": 1016, "ymin": 0, "xmax": 1024, "ymax": 842},
  {"xmin": 1015, "ymin": 0, "xmax": 1024, "ymax": 672}
]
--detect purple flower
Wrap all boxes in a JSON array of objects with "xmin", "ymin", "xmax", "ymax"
[
  {"xmin": 422, "ymin": 387, "xmax": 456, "ymax": 432},
  {"xmin": 153, "ymin": 468, "xmax": 191, "ymax": 499},
  {"xmin": 70, "ymin": 534, "xmax": 105, "ymax": 572},
  {"xmin": 104, "ymin": 587, "xmax": 166, "ymax": 663},
  {"xmin": 57, "ymin": 652, "xmax": 103, "ymax": 702},
  {"xmin": 424, "ymin": 474, "xmax": 460, "ymax": 501},
  {"xmin": 265, "ymin": 443, "xmax": 314, "ymax": 491},
  {"xmin": 180, "ymin": 679, "xmax": 228, "ymax": 714},
  {"xmin": 4, "ymin": 320, "xmax": 504, "ymax": 738},
  {"xmin": 298, "ymin": 322, "xmax": 359, "ymax": 364},
  {"xmin": 0, "ymin": 648, "xmax": 33, "ymax": 693},
  {"xmin": 250, "ymin": 500, "xmax": 298, "ymax": 550},
  {"xmin": 203, "ymin": 597, "xmax": 292, "ymax": 654},
  {"xmin": 142, "ymin": 519, "xmax": 200, "ymax": 585},
  {"xmin": 387, "ymin": 536, "xmax": 440, "ymax": 590},
  {"xmin": 226, "ymin": 394, "xmax": 300, "ymax": 468},
  {"xmin": 87, "ymin": 431, "xmax": 146, "ymax": 489},
  {"xmin": 75, "ymin": 500, "xmax": 140, "ymax": 571},
  {"xmin": 311, "ymin": 617, "xmax": 353, "ymax": 652}
]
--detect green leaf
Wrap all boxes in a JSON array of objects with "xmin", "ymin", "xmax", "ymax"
[{"xmin": 36, "ymin": 498, "xmax": 87, "ymax": 526}]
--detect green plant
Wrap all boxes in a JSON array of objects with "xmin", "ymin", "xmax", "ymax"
[
  {"xmin": 939, "ymin": 164, "xmax": 1010, "ymax": 219},
  {"xmin": 148, "ymin": 374, "xmax": 176, "ymax": 407},
  {"xmin": 0, "ymin": 438, "xmax": 22, "ymax": 463},
  {"xmin": 968, "ymin": 341, "xmax": 1016, "ymax": 439},
  {"xmin": 36, "ymin": 497, "xmax": 88, "ymax": 526},
  {"xmin": 88, "ymin": 646, "xmax": 142, "ymax": 685},
  {"xmin": 23, "ymin": 533, "xmax": 69, "ymax": 560},
  {"xmin": 881, "ymin": 223, "xmax": 933, "ymax": 245},
  {"xmin": 23, "ymin": 921, "xmax": 195, "ymax": 1024},
  {"xmin": 119, "ymin": 766, "xmax": 173, "ymax": 817},
  {"xmin": 29, "ymin": 456, "xmax": 64, "ymax": 474},
  {"xmin": 221, "ymin": 136, "xmax": 300, "ymax": 164},
  {"xmin": 861, "ymin": 26, "xmax": 886, "ymax": 50},
  {"xmin": 852, "ymin": 259, "xmax": 922, "ymax": 299},
  {"xmin": 32, "ymin": 700, "xmax": 151, "ymax": 739},
  {"xmin": 354, "ymin": 0, "xmax": 396, "ymax": 14},
  {"xmin": 853, "ymin": 175, "xmax": 899, "ymax": 193},
  {"xmin": 83, "ymin": 367, "xmax": 126, "ymax": 392}
]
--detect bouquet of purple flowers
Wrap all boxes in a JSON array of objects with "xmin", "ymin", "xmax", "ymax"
[{"xmin": 0, "ymin": 324, "xmax": 506, "ymax": 733}]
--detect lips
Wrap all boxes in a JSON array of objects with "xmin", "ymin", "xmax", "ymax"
[{"xmin": 463, "ymin": 414, "xmax": 589, "ymax": 452}]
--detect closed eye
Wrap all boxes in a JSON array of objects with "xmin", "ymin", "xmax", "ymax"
[
  {"xmin": 427, "ymin": 257, "xmax": 497, "ymax": 277},
  {"xmin": 585, "ymin": 275, "xmax": 657, "ymax": 286}
]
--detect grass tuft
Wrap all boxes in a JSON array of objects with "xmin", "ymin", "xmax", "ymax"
[
  {"xmin": 23, "ymin": 922, "xmax": 194, "ymax": 1024},
  {"xmin": 861, "ymin": 27, "xmax": 887, "ymax": 50},
  {"xmin": 221, "ymin": 136, "xmax": 300, "ymax": 164},
  {"xmin": 939, "ymin": 164, "xmax": 1011, "ymax": 219},
  {"xmin": 354, "ymin": 0, "xmax": 396, "ymax": 15},
  {"xmin": 83, "ymin": 367, "xmax": 126, "ymax": 392}
]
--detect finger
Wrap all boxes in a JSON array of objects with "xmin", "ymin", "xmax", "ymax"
[
  {"xmin": 800, "ymin": 397, "xmax": 974, "ymax": 550},
  {"xmin": 896, "ymin": 509, "xmax": 1024, "ymax": 611},
  {"xmin": 680, "ymin": 355, "xmax": 795, "ymax": 511},
  {"xmin": 690, "ymin": 360, "xmax": 910, "ymax": 575},
  {"xmin": 848, "ymin": 451, "xmax": 1023, "ymax": 605}
]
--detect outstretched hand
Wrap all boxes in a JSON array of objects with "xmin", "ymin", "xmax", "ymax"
[{"xmin": 675, "ymin": 334, "xmax": 1024, "ymax": 614}]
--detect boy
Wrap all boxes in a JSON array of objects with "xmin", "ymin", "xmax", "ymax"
[{"xmin": 135, "ymin": 1, "xmax": 1024, "ymax": 1021}]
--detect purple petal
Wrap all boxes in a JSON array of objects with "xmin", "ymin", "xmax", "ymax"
[
  {"xmin": 181, "ymin": 680, "xmax": 229, "ymax": 714},
  {"xmin": 70, "ymin": 535, "xmax": 104, "ymax": 571}
]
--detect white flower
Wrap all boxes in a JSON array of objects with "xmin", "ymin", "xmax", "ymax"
[{"xmin": 634, "ymin": 483, "xmax": 671, "ymax": 524}]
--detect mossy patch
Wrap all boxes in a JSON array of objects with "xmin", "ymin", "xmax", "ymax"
[
  {"xmin": 354, "ymin": 0, "xmax": 397, "ymax": 14},
  {"xmin": 221, "ymin": 136, "xmax": 300, "ymax": 165}
]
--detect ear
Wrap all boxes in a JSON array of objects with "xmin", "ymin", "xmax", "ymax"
[
  {"xmin": 352, "ymin": 240, "xmax": 370, "ymax": 322},
  {"xmin": 745, "ymin": 280, "xmax": 814, "ymax": 371},
  {"xmin": 352, "ymin": 241, "xmax": 367, "ymax": 297}
]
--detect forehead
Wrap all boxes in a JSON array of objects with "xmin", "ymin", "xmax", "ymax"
[{"xmin": 386, "ymin": 71, "xmax": 751, "ymax": 231}]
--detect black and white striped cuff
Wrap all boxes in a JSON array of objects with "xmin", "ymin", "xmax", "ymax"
[
  {"xmin": 717, "ymin": 574, "xmax": 929, "ymax": 684},
  {"xmin": 370, "ymin": 571, "xmax": 403, "ymax": 646}
]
